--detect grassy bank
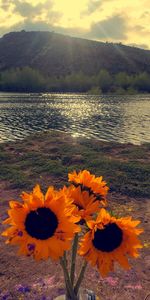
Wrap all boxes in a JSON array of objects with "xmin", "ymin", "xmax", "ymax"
[{"xmin": 0, "ymin": 130, "xmax": 150, "ymax": 198}]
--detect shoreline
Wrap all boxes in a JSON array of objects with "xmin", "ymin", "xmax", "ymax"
[
  {"xmin": 0, "ymin": 130, "xmax": 149, "ymax": 198},
  {"xmin": 0, "ymin": 90, "xmax": 150, "ymax": 95}
]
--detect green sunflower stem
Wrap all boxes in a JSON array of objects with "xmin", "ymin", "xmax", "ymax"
[
  {"xmin": 64, "ymin": 251, "xmax": 68, "ymax": 267},
  {"xmin": 60, "ymin": 256, "xmax": 76, "ymax": 300},
  {"xmin": 74, "ymin": 260, "xmax": 88, "ymax": 295},
  {"xmin": 70, "ymin": 233, "xmax": 79, "ymax": 285},
  {"xmin": 63, "ymin": 252, "xmax": 69, "ymax": 298}
]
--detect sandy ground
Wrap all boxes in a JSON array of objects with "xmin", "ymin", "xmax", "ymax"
[{"xmin": 0, "ymin": 183, "xmax": 149, "ymax": 300}]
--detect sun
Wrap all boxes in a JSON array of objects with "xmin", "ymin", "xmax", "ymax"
[{"xmin": 53, "ymin": 0, "xmax": 89, "ymax": 27}]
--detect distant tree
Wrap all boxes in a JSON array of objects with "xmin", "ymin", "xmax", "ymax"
[
  {"xmin": 87, "ymin": 86, "xmax": 101, "ymax": 95},
  {"xmin": 114, "ymin": 72, "xmax": 132, "ymax": 89},
  {"xmin": 96, "ymin": 69, "xmax": 112, "ymax": 93},
  {"xmin": 0, "ymin": 66, "xmax": 150, "ymax": 94},
  {"xmin": 0, "ymin": 67, "xmax": 46, "ymax": 92},
  {"xmin": 59, "ymin": 72, "xmax": 93, "ymax": 92},
  {"xmin": 133, "ymin": 72, "xmax": 150, "ymax": 92},
  {"xmin": 114, "ymin": 87, "xmax": 126, "ymax": 95},
  {"xmin": 126, "ymin": 87, "xmax": 138, "ymax": 94}
]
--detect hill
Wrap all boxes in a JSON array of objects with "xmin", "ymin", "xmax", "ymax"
[{"xmin": 0, "ymin": 30, "xmax": 150, "ymax": 76}]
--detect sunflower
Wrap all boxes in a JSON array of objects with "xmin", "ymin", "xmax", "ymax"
[
  {"xmin": 62, "ymin": 185, "xmax": 100, "ymax": 223},
  {"xmin": 78, "ymin": 208, "xmax": 143, "ymax": 277},
  {"xmin": 68, "ymin": 170, "xmax": 108, "ymax": 205},
  {"xmin": 2, "ymin": 185, "xmax": 80, "ymax": 261}
]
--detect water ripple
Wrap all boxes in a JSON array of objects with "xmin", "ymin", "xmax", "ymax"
[{"xmin": 0, "ymin": 93, "xmax": 150, "ymax": 144}]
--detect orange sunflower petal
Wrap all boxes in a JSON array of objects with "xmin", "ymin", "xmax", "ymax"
[
  {"xmin": 78, "ymin": 209, "xmax": 143, "ymax": 277},
  {"xmin": 2, "ymin": 185, "xmax": 79, "ymax": 261}
]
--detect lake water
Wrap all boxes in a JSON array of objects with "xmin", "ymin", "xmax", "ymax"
[{"xmin": 0, "ymin": 93, "xmax": 150, "ymax": 145}]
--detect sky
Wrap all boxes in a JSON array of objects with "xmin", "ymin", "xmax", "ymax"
[{"xmin": 0, "ymin": 0, "xmax": 150, "ymax": 49}]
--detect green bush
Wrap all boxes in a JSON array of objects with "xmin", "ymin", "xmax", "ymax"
[{"xmin": 0, "ymin": 67, "xmax": 150, "ymax": 93}]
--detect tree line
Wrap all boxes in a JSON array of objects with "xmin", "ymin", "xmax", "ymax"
[{"xmin": 0, "ymin": 67, "xmax": 150, "ymax": 94}]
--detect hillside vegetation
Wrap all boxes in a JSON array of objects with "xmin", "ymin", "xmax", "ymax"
[
  {"xmin": 0, "ymin": 66, "xmax": 150, "ymax": 93},
  {"xmin": 0, "ymin": 31, "xmax": 150, "ymax": 93}
]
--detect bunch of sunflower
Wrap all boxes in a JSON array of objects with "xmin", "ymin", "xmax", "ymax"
[{"xmin": 2, "ymin": 170, "xmax": 143, "ymax": 300}]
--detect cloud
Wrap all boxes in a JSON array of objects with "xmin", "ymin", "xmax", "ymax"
[
  {"xmin": 140, "ymin": 11, "xmax": 150, "ymax": 18},
  {"xmin": 0, "ymin": 0, "xmax": 86, "ymax": 37},
  {"xmin": 81, "ymin": 0, "xmax": 113, "ymax": 16},
  {"xmin": 133, "ymin": 25, "xmax": 145, "ymax": 31},
  {"xmin": 128, "ymin": 43, "xmax": 149, "ymax": 50},
  {"xmin": 0, "ymin": 0, "xmax": 61, "ymax": 37},
  {"xmin": 13, "ymin": 1, "xmax": 43, "ymax": 17},
  {"xmin": 12, "ymin": 21, "xmax": 53, "ymax": 32},
  {"xmin": 87, "ymin": 15, "xmax": 127, "ymax": 40},
  {"xmin": 0, "ymin": 0, "xmax": 12, "ymax": 10},
  {"xmin": 0, "ymin": 17, "xmax": 87, "ymax": 40},
  {"xmin": 0, "ymin": 0, "xmax": 61, "ymax": 26},
  {"xmin": 82, "ymin": 0, "xmax": 102, "ymax": 15},
  {"xmin": 0, "ymin": 0, "xmax": 149, "ymax": 50}
]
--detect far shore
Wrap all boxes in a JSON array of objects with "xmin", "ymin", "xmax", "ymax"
[{"xmin": 0, "ymin": 90, "xmax": 150, "ymax": 95}]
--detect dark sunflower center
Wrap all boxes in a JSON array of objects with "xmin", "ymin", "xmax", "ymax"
[
  {"xmin": 76, "ymin": 203, "xmax": 83, "ymax": 210},
  {"xmin": 25, "ymin": 207, "xmax": 58, "ymax": 240},
  {"xmin": 92, "ymin": 223, "xmax": 123, "ymax": 252},
  {"xmin": 72, "ymin": 182, "xmax": 104, "ymax": 201}
]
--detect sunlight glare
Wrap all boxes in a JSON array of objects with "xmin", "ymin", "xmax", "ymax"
[{"xmin": 53, "ymin": 0, "xmax": 88, "ymax": 27}]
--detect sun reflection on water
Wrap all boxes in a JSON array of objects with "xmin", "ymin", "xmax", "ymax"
[{"xmin": 0, "ymin": 93, "xmax": 150, "ymax": 144}]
